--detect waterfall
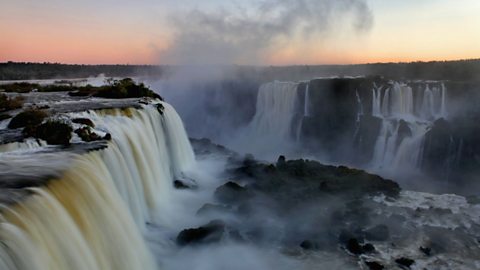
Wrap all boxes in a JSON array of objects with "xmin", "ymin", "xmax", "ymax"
[
  {"xmin": 0, "ymin": 101, "xmax": 195, "ymax": 270},
  {"xmin": 370, "ymin": 83, "xmax": 448, "ymax": 172},
  {"xmin": 304, "ymin": 83, "xmax": 310, "ymax": 117}
]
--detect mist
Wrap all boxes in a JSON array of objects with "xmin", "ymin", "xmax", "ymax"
[{"xmin": 160, "ymin": 0, "xmax": 373, "ymax": 66}]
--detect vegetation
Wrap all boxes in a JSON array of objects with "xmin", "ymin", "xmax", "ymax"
[
  {"xmin": 7, "ymin": 109, "xmax": 48, "ymax": 129},
  {"xmin": 69, "ymin": 78, "xmax": 161, "ymax": 99},
  {"xmin": 0, "ymin": 62, "xmax": 164, "ymax": 80},
  {"xmin": 0, "ymin": 94, "xmax": 24, "ymax": 112},
  {"xmin": 35, "ymin": 120, "xmax": 73, "ymax": 145}
]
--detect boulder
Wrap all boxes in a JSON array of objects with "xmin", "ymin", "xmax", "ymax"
[
  {"xmin": 74, "ymin": 127, "xmax": 102, "ymax": 142},
  {"xmin": 395, "ymin": 257, "xmax": 415, "ymax": 268},
  {"xmin": 35, "ymin": 120, "xmax": 73, "ymax": 145},
  {"xmin": 8, "ymin": 109, "xmax": 48, "ymax": 129},
  {"xmin": 176, "ymin": 220, "xmax": 226, "ymax": 246},
  {"xmin": 365, "ymin": 261, "xmax": 384, "ymax": 270}
]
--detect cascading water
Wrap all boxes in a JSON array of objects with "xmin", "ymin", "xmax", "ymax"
[
  {"xmin": 0, "ymin": 101, "xmax": 195, "ymax": 270},
  {"xmin": 239, "ymin": 81, "xmax": 300, "ymax": 159},
  {"xmin": 370, "ymin": 82, "xmax": 448, "ymax": 172}
]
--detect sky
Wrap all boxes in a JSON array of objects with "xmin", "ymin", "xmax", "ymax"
[{"xmin": 0, "ymin": 0, "xmax": 479, "ymax": 65}]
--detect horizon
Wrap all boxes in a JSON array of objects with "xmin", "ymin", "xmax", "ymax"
[{"xmin": 1, "ymin": 0, "xmax": 479, "ymax": 65}]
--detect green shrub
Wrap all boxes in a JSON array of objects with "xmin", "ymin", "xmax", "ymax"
[
  {"xmin": 35, "ymin": 120, "xmax": 73, "ymax": 145},
  {"xmin": 0, "ymin": 93, "xmax": 24, "ymax": 112},
  {"xmin": 8, "ymin": 109, "xmax": 48, "ymax": 129}
]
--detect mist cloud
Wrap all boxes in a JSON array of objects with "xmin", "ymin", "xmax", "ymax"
[{"xmin": 160, "ymin": 0, "xmax": 374, "ymax": 65}]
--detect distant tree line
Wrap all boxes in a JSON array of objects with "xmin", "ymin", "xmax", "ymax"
[
  {"xmin": 0, "ymin": 62, "xmax": 164, "ymax": 80},
  {"xmin": 1, "ymin": 59, "xmax": 479, "ymax": 81}
]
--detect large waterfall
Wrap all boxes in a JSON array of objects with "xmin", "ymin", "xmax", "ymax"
[
  {"xmin": 0, "ymin": 102, "xmax": 195, "ymax": 270},
  {"xmin": 370, "ymin": 82, "xmax": 447, "ymax": 172},
  {"xmin": 239, "ymin": 81, "xmax": 301, "ymax": 158}
]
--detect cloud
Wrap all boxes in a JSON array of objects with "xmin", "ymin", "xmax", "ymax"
[{"xmin": 159, "ymin": 0, "xmax": 374, "ymax": 65}]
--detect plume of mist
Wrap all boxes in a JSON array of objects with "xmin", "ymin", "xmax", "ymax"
[{"xmin": 160, "ymin": 0, "xmax": 373, "ymax": 66}]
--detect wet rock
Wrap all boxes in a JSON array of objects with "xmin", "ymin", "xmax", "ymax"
[
  {"xmin": 365, "ymin": 261, "xmax": 384, "ymax": 270},
  {"xmin": 103, "ymin": 133, "xmax": 112, "ymax": 140},
  {"xmin": 72, "ymin": 118, "xmax": 95, "ymax": 127},
  {"xmin": 173, "ymin": 179, "xmax": 197, "ymax": 190},
  {"xmin": 176, "ymin": 220, "xmax": 226, "ymax": 246},
  {"xmin": 155, "ymin": 103, "xmax": 164, "ymax": 114},
  {"xmin": 345, "ymin": 238, "xmax": 375, "ymax": 255},
  {"xmin": 74, "ymin": 127, "xmax": 102, "ymax": 142},
  {"xmin": 419, "ymin": 246, "xmax": 431, "ymax": 256},
  {"xmin": 364, "ymin": 224, "xmax": 390, "ymax": 241},
  {"xmin": 276, "ymin": 155, "xmax": 286, "ymax": 166},
  {"xmin": 395, "ymin": 257, "xmax": 415, "ymax": 268},
  {"xmin": 300, "ymin": 240, "xmax": 320, "ymax": 250},
  {"xmin": 0, "ymin": 114, "xmax": 11, "ymax": 121},
  {"xmin": 214, "ymin": 181, "xmax": 253, "ymax": 204},
  {"xmin": 35, "ymin": 120, "xmax": 73, "ymax": 145},
  {"xmin": 8, "ymin": 109, "xmax": 48, "ymax": 129},
  {"xmin": 346, "ymin": 238, "xmax": 363, "ymax": 255}
]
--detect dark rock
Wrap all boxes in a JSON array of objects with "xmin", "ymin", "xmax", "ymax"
[
  {"xmin": 396, "ymin": 119, "xmax": 412, "ymax": 146},
  {"xmin": 72, "ymin": 118, "xmax": 95, "ymax": 127},
  {"xmin": 0, "ymin": 114, "xmax": 11, "ymax": 121},
  {"xmin": 395, "ymin": 257, "xmax": 415, "ymax": 268},
  {"xmin": 364, "ymin": 224, "xmax": 390, "ymax": 241},
  {"xmin": 365, "ymin": 261, "xmax": 384, "ymax": 270},
  {"xmin": 419, "ymin": 246, "xmax": 431, "ymax": 256},
  {"xmin": 173, "ymin": 179, "xmax": 197, "ymax": 190},
  {"xmin": 362, "ymin": 243, "xmax": 375, "ymax": 253},
  {"xmin": 176, "ymin": 220, "xmax": 226, "ymax": 246},
  {"xmin": 300, "ymin": 240, "xmax": 320, "ymax": 250},
  {"xmin": 8, "ymin": 109, "xmax": 48, "ymax": 129},
  {"xmin": 74, "ymin": 127, "xmax": 102, "ymax": 142},
  {"xmin": 354, "ymin": 115, "xmax": 383, "ymax": 164},
  {"xmin": 103, "ymin": 133, "xmax": 112, "ymax": 140},
  {"xmin": 35, "ymin": 120, "xmax": 73, "ymax": 145},
  {"xmin": 155, "ymin": 103, "xmax": 164, "ymax": 114},
  {"xmin": 346, "ymin": 238, "xmax": 363, "ymax": 255},
  {"xmin": 277, "ymin": 155, "xmax": 286, "ymax": 166},
  {"xmin": 214, "ymin": 181, "xmax": 253, "ymax": 204}
]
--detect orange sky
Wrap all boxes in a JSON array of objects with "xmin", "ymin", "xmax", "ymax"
[{"xmin": 1, "ymin": 0, "xmax": 479, "ymax": 65}]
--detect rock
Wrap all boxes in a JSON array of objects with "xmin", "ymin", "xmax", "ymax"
[
  {"xmin": 364, "ymin": 224, "xmax": 390, "ymax": 241},
  {"xmin": 173, "ymin": 179, "xmax": 197, "ymax": 190},
  {"xmin": 276, "ymin": 155, "xmax": 286, "ymax": 166},
  {"xmin": 103, "ymin": 133, "xmax": 112, "ymax": 140},
  {"xmin": 365, "ymin": 261, "xmax": 384, "ymax": 270},
  {"xmin": 176, "ymin": 220, "xmax": 226, "ymax": 246},
  {"xmin": 214, "ymin": 181, "xmax": 253, "ymax": 204},
  {"xmin": 35, "ymin": 120, "xmax": 73, "ymax": 145},
  {"xmin": 300, "ymin": 240, "xmax": 320, "ymax": 250},
  {"xmin": 74, "ymin": 127, "xmax": 102, "ymax": 142},
  {"xmin": 72, "ymin": 118, "xmax": 95, "ymax": 127},
  {"xmin": 345, "ymin": 238, "xmax": 375, "ymax": 255},
  {"xmin": 0, "ymin": 93, "xmax": 24, "ymax": 112},
  {"xmin": 346, "ymin": 238, "xmax": 363, "ymax": 255},
  {"xmin": 0, "ymin": 114, "xmax": 11, "ymax": 121},
  {"xmin": 395, "ymin": 257, "xmax": 415, "ymax": 268},
  {"xmin": 8, "ymin": 109, "xmax": 48, "ymax": 129},
  {"xmin": 396, "ymin": 120, "xmax": 412, "ymax": 146},
  {"xmin": 155, "ymin": 103, "xmax": 164, "ymax": 115},
  {"xmin": 419, "ymin": 246, "xmax": 431, "ymax": 256}
]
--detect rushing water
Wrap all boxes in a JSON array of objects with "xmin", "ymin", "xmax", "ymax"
[{"xmin": 0, "ymin": 102, "xmax": 195, "ymax": 270}]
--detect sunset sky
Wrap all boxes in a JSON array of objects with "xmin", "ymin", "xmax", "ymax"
[{"xmin": 0, "ymin": 0, "xmax": 479, "ymax": 65}]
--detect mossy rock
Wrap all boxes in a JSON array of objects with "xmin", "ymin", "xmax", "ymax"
[
  {"xmin": 0, "ymin": 94, "xmax": 24, "ymax": 112},
  {"xmin": 8, "ymin": 109, "xmax": 48, "ymax": 129},
  {"xmin": 35, "ymin": 120, "xmax": 73, "ymax": 145}
]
